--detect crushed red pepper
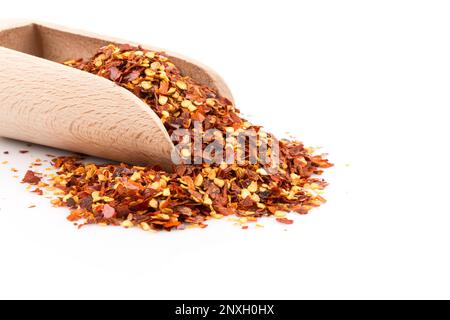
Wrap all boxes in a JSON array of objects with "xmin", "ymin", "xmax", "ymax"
[
  {"xmin": 276, "ymin": 218, "xmax": 294, "ymax": 225},
  {"xmin": 22, "ymin": 44, "xmax": 332, "ymax": 231},
  {"xmin": 32, "ymin": 188, "xmax": 44, "ymax": 196},
  {"xmin": 22, "ymin": 170, "xmax": 41, "ymax": 185}
]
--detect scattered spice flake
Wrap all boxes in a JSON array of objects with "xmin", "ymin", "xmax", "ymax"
[
  {"xmin": 242, "ymin": 226, "xmax": 249, "ymax": 230},
  {"xmin": 30, "ymin": 163, "xmax": 42, "ymax": 167},
  {"xmin": 276, "ymin": 218, "xmax": 294, "ymax": 225},
  {"xmin": 1, "ymin": 161, "xmax": 8, "ymax": 165},
  {"xmin": 3, "ymin": 151, "xmax": 9, "ymax": 154},
  {"xmin": 28, "ymin": 205, "xmax": 36, "ymax": 209},
  {"xmin": 51, "ymin": 199, "xmax": 62, "ymax": 207},
  {"xmin": 22, "ymin": 170, "xmax": 42, "ymax": 185},
  {"xmin": 32, "ymin": 188, "xmax": 44, "ymax": 195},
  {"xmin": 19, "ymin": 150, "xmax": 29, "ymax": 154},
  {"xmin": 11, "ymin": 168, "xmax": 19, "ymax": 173}
]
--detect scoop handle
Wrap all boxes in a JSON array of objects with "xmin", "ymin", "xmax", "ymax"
[{"xmin": 0, "ymin": 45, "xmax": 174, "ymax": 169}]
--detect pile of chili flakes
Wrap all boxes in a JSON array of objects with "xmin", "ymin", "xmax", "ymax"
[{"xmin": 22, "ymin": 44, "xmax": 332, "ymax": 231}]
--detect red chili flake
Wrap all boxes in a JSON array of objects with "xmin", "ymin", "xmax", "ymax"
[
  {"xmin": 123, "ymin": 69, "xmax": 141, "ymax": 82},
  {"xmin": 117, "ymin": 208, "xmax": 130, "ymax": 220},
  {"xmin": 293, "ymin": 206, "xmax": 309, "ymax": 215},
  {"xmin": 79, "ymin": 196, "xmax": 93, "ymax": 210},
  {"xmin": 102, "ymin": 204, "xmax": 116, "ymax": 219},
  {"xmin": 32, "ymin": 188, "xmax": 44, "ymax": 195},
  {"xmin": 19, "ymin": 150, "xmax": 29, "ymax": 154},
  {"xmin": 22, "ymin": 170, "xmax": 41, "ymax": 185},
  {"xmin": 119, "ymin": 44, "xmax": 134, "ymax": 51},
  {"xmin": 276, "ymin": 218, "xmax": 294, "ymax": 225},
  {"xmin": 108, "ymin": 66, "xmax": 122, "ymax": 81},
  {"xmin": 67, "ymin": 212, "xmax": 79, "ymax": 222},
  {"xmin": 242, "ymin": 226, "xmax": 249, "ymax": 230}
]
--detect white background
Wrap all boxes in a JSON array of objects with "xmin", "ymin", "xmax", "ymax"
[{"xmin": 0, "ymin": 0, "xmax": 449, "ymax": 300}]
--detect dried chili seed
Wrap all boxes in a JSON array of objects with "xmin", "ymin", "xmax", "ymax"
[{"xmin": 176, "ymin": 80, "xmax": 188, "ymax": 91}]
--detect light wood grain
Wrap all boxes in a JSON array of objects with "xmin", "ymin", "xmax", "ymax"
[{"xmin": 0, "ymin": 20, "xmax": 234, "ymax": 169}]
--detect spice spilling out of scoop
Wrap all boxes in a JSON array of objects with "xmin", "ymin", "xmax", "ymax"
[{"xmin": 21, "ymin": 44, "xmax": 332, "ymax": 231}]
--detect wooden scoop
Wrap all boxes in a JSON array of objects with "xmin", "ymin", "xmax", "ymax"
[{"xmin": 0, "ymin": 20, "xmax": 234, "ymax": 170}]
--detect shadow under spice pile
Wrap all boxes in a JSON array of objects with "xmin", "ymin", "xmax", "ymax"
[{"xmin": 22, "ymin": 44, "xmax": 332, "ymax": 231}]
